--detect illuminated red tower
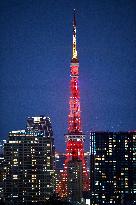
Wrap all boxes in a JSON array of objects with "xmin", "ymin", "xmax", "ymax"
[{"xmin": 56, "ymin": 10, "xmax": 89, "ymax": 200}]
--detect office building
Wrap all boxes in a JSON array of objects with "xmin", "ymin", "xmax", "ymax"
[
  {"xmin": 90, "ymin": 131, "xmax": 136, "ymax": 204},
  {"xmin": 3, "ymin": 116, "xmax": 55, "ymax": 204},
  {"xmin": 55, "ymin": 152, "xmax": 66, "ymax": 191},
  {"xmin": 0, "ymin": 140, "xmax": 6, "ymax": 201},
  {"xmin": 67, "ymin": 159, "xmax": 83, "ymax": 202}
]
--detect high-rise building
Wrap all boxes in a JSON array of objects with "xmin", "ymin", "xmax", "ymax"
[
  {"xmin": 0, "ymin": 140, "xmax": 6, "ymax": 155},
  {"xmin": 3, "ymin": 116, "xmax": 55, "ymax": 204},
  {"xmin": 0, "ymin": 156, "xmax": 4, "ymax": 201},
  {"xmin": 0, "ymin": 140, "xmax": 6, "ymax": 201},
  {"xmin": 56, "ymin": 10, "xmax": 89, "ymax": 202},
  {"xmin": 55, "ymin": 152, "xmax": 66, "ymax": 192},
  {"xmin": 55, "ymin": 152, "xmax": 66, "ymax": 174},
  {"xmin": 90, "ymin": 131, "xmax": 136, "ymax": 204},
  {"xmin": 67, "ymin": 159, "xmax": 83, "ymax": 202}
]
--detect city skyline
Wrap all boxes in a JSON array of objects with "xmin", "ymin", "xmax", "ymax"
[{"xmin": 0, "ymin": 0, "xmax": 136, "ymax": 152}]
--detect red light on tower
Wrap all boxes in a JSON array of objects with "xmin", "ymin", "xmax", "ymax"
[
  {"xmin": 56, "ymin": 10, "xmax": 89, "ymax": 201},
  {"xmin": 70, "ymin": 65, "xmax": 79, "ymax": 76}
]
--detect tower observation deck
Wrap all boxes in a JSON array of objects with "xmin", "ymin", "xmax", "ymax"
[{"xmin": 56, "ymin": 10, "xmax": 89, "ymax": 201}]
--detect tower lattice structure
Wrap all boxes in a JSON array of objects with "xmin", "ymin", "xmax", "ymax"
[{"xmin": 56, "ymin": 11, "xmax": 89, "ymax": 198}]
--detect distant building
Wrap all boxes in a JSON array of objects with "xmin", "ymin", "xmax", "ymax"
[
  {"xmin": 90, "ymin": 131, "xmax": 136, "ymax": 204},
  {"xmin": 3, "ymin": 116, "xmax": 55, "ymax": 204},
  {"xmin": 0, "ymin": 140, "xmax": 6, "ymax": 201},
  {"xmin": 67, "ymin": 159, "xmax": 83, "ymax": 202},
  {"xmin": 55, "ymin": 152, "xmax": 66, "ymax": 173},
  {"xmin": 0, "ymin": 140, "xmax": 6, "ymax": 155},
  {"xmin": 0, "ymin": 155, "xmax": 4, "ymax": 201},
  {"xmin": 55, "ymin": 152, "xmax": 66, "ymax": 191}
]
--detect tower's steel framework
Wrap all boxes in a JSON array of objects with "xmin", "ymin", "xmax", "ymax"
[{"xmin": 56, "ymin": 11, "xmax": 89, "ymax": 198}]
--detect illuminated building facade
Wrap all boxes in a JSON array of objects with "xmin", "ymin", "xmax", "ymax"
[
  {"xmin": 3, "ymin": 116, "xmax": 55, "ymax": 204},
  {"xmin": 0, "ymin": 157, "xmax": 4, "ymax": 201},
  {"xmin": 67, "ymin": 159, "xmax": 83, "ymax": 202},
  {"xmin": 55, "ymin": 152, "xmax": 66, "ymax": 174},
  {"xmin": 55, "ymin": 152, "xmax": 66, "ymax": 190},
  {"xmin": 0, "ymin": 140, "xmax": 6, "ymax": 155},
  {"xmin": 90, "ymin": 131, "xmax": 136, "ymax": 204},
  {"xmin": 56, "ymin": 11, "xmax": 89, "ymax": 202},
  {"xmin": 0, "ymin": 140, "xmax": 6, "ymax": 201}
]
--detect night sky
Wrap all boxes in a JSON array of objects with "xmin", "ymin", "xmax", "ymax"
[{"xmin": 0, "ymin": 0, "xmax": 136, "ymax": 152}]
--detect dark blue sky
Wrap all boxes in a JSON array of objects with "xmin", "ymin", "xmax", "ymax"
[{"xmin": 0, "ymin": 0, "xmax": 136, "ymax": 151}]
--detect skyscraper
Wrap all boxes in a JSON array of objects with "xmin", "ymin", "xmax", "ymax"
[
  {"xmin": 90, "ymin": 131, "xmax": 136, "ymax": 204},
  {"xmin": 56, "ymin": 10, "xmax": 89, "ymax": 202},
  {"xmin": 3, "ymin": 116, "xmax": 55, "ymax": 204},
  {"xmin": 0, "ymin": 140, "xmax": 6, "ymax": 201},
  {"xmin": 55, "ymin": 151, "xmax": 66, "ymax": 194}
]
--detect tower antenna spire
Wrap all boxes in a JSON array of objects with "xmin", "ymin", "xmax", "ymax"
[
  {"xmin": 72, "ymin": 9, "xmax": 78, "ymax": 62},
  {"xmin": 73, "ymin": 9, "xmax": 76, "ymax": 26}
]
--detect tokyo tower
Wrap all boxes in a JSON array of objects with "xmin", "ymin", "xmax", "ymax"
[{"xmin": 56, "ymin": 10, "xmax": 89, "ymax": 201}]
